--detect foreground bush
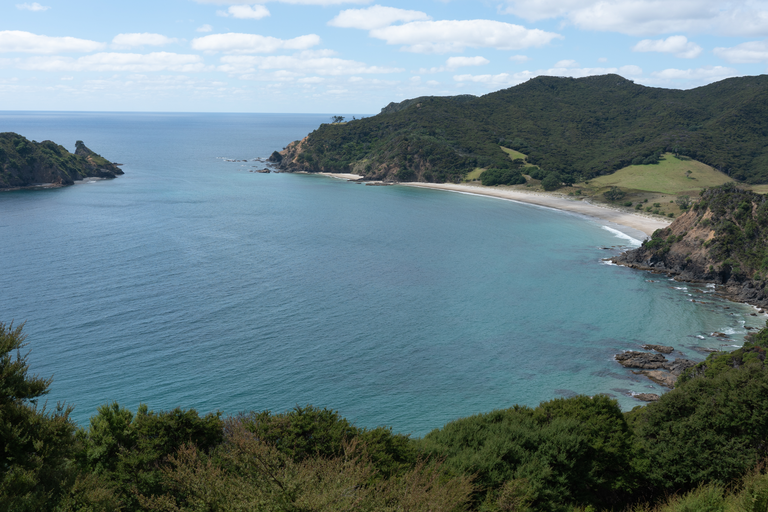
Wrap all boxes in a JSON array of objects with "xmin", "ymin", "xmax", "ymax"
[
  {"xmin": 5, "ymin": 320, "xmax": 768, "ymax": 511},
  {"xmin": 418, "ymin": 395, "xmax": 635, "ymax": 511}
]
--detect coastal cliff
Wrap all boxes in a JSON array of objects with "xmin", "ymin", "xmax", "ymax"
[
  {"xmin": 0, "ymin": 133, "xmax": 123, "ymax": 189},
  {"xmin": 613, "ymin": 184, "xmax": 768, "ymax": 307}
]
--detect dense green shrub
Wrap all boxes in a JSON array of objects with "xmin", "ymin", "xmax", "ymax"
[
  {"xmin": 418, "ymin": 395, "xmax": 634, "ymax": 511},
  {"xmin": 480, "ymin": 168, "xmax": 526, "ymax": 186},
  {"xmin": 0, "ymin": 322, "xmax": 80, "ymax": 511},
  {"xmin": 541, "ymin": 173, "xmax": 562, "ymax": 191},
  {"xmin": 627, "ymin": 341, "xmax": 768, "ymax": 495}
]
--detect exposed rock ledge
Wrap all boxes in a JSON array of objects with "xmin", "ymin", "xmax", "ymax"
[{"xmin": 615, "ymin": 350, "xmax": 696, "ymax": 389}]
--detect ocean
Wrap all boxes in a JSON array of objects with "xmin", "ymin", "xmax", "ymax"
[{"xmin": 0, "ymin": 111, "xmax": 762, "ymax": 436}]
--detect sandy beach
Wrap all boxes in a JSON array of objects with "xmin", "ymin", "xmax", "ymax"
[
  {"xmin": 317, "ymin": 174, "xmax": 672, "ymax": 237},
  {"xmin": 403, "ymin": 183, "xmax": 671, "ymax": 237}
]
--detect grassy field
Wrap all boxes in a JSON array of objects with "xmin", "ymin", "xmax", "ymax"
[
  {"xmin": 464, "ymin": 147, "xmax": 537, "ymax": 182},
  {"xmin": 500, "ymin": 147, "xmax": 537, "ymax": 168},
  {"xmin": 464, "ymin": 168, "xmax": 485, "ymax": 181},
  {"xmin": 588, "ymin": 153, "xmax": 733, "ymax": 194}
]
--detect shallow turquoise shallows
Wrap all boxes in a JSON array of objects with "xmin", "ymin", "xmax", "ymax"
[{"xmin": 0, "ymin": 112, "xmax": 762, "ymax": 436}]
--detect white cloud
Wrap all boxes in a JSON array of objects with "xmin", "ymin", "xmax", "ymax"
[
  {"xmin": 446, "ymin": 56, "xmax": 489, "ymax": 69},
  {"xmin": 553, "ymin": 59, "xmax": 579, "ymax": 68},
  {"xmin": 112, "ymin": 33, "xmax": 178, "ymax": 49},
  {"xmin": 633, "ymin": 35, "xmax": 702, "ymax": 58},
  {"xmin": 650, "ymin": 65, "xmax": 738, "ymax": 81},
  {"xmin": 510, "ymin": 55, "xmax": 529, "ymax": 63},
  {"xmin": 191, "ymin": 33, "xmax": 320, "ymax": 53},
  {"xmin": 16, "ymin": 52, "xmax": 207, "ymax": 72},
  {"xmin": 329, "ymin": 5, "xmax": 430, "ymax": 30},
  {"xmin": 219, "ymin": 53, "xmax": 403, "ymax": 75},
  {"xmin": 502, "ymin": 0, "xmax": 768, "ymax": 37},
  {"xmin": 219, "ymin": 5, "xmax": 271, "ymax": 19},
  {"xmin": 0, "ymin": 31, "xmax": 104, "ymax": 53},
  {"xmin": 195, "ymin": 0, "xmax": 370, "ymax": 5},
  {"xmin": 454, "ymin": 73, "xmax": 516, "ymax": 85},
  {"xmin": 298, "ymin": 76, "xmax": 324, "ymax": 83},
  {"xmin": 454, "ymin": 63, "xmax": 644, "ymax": 88},
  {"xmin": 16, "ymin": 2, "xmax": 49, "ymax": 11},
  {"xmin": 714, "ymin": 40, "xmax": 768, "ymax": 63},
  {"xmin": 419, "ymin": 55, "xmax": 490, "ymax": 73},
  {"xmin": 369, "ymin": 20, "xmax": 562, "ymax": 53},
  {"xmin": 197, "ymin": 24, "xmax": 213, "ymax": 33}
]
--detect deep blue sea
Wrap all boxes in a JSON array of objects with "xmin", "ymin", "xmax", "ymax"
[{"xmin": 0, "ymin": 112, "xmax": 763, "ymax": 436}]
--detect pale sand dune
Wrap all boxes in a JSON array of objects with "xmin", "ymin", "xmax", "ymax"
[{"xmin": 403, "ymin": 182, "xmax": 671, "ymax": 237}]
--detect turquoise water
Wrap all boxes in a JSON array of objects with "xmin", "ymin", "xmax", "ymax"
[{"xmin": 0, "ymin": 112, "xmax": 763, "ymax": 436}]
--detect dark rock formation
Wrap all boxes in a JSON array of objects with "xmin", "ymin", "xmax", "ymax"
[
  {"xmin": 616, "ymin": 351, "xmax": 697, "ymax": 388},
  {"xmin": 0, "ymin": 133, "xmax": 122, "ymax": 189},
  {"xmin": 634, "ymin": 393, "xmax": 660, "ymax": 402},
  {"xmin": 642, "ymin": 344, "xmax": 674, "ymax": 354},
  {"xmin": 615, "ymin": 351, "xmax": 668, "ymax": 369},
  {"xmin": 267, "ymin": 151, "xmax": 283, "ymax": 163},
  {"xmin": 633, "ymin": 370, "xmax": 677, "ymax": 388}
]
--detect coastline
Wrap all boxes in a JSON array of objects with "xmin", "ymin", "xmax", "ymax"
[{"xmin": 401, "ymin": 182, "xmax": 672, "ymax": 237}]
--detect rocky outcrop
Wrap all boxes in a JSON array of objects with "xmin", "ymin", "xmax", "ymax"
[
  {"xmin": 613, "ymin": 185, "xmax": 768, "ymax": 308},
  {"xmin": 615, "ymin": 351, "xmax": 668, "ymax": 369},
  {"xmin": 0, "ymin": 133, "xmax": 122, "ymax": 189},
  {"xmin": 634, "ymin": 393, "xmax": 660, "ymax": 402},
  {"xmin": 616, "ymin": 350, "xmax": 697, "ymax": 388},
  {"xmin": 642, "ymin": 344, "xmax": 674, "ymax": 354}
]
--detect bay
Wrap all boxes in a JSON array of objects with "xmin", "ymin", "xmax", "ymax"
[{"xmin": 0, "ymin": 112, "xmax": 761, "ymax": 436}]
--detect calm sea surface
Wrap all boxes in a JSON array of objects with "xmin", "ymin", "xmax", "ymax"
[{"xmin": 0, "ymin": 112, "xmax": 763, "ymax": 436}]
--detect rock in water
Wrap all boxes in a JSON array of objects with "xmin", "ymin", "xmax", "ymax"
[
  {"xmin": 615, "ymin": 351, "xmax": 668, "ymax": 369},
  {"xmin": 642, "ymin": 344, "xmax": 674, "ymax": 354}
]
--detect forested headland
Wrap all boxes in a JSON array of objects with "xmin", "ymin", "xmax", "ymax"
[
  {"xmin": 0, "ymin": 133, "xmax": 122, "ymax": 190},
  {"xmin": 274, "ymin": 74, "xmax": 768, "ymax": 186}
]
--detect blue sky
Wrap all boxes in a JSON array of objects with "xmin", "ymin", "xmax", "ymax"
[{"xmin": 2, "ymin": 0, "xmax": 768, "ymax": 113}]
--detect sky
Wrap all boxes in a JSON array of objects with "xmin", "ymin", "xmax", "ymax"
[{"xmin": 2, "ymin": 0, "xmax": 768, "ymax": 113}]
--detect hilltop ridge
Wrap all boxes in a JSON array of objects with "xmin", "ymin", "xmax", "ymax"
[{"xmin": 275, "ymin": 74, "xmax": 768, "ymax": 184}]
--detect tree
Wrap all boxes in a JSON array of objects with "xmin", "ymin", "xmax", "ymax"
[
  {"xmin": 603, "ymin": 186, "xmax": 626, "ymax": 201},
  {"xmin": 331, "ymin": 116, "xmax": 345, "ymax": 124},
  {"xmin": 0, "ymin": 322, "xmax": 79, "ymax": 511},
  {"xmin": 541, "ymin": 173, "xmax": 562, "ymax": 191},
  {"xmin": 676, "ymin": 195, "xmax": 692, "ymax": 210}
]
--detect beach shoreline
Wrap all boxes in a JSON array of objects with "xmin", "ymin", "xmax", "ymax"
[{"xmin": 317, "ymin": 172, "xmax": 672, "ymax": 237}]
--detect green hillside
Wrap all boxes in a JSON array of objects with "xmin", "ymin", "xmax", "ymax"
[{"xmin": 276, "ymin": 74, "xmax": 768, "ymax": 184}]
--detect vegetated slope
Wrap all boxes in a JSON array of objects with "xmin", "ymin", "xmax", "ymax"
[
  {"xmin": 614, "ymin": 183, "xmax": 768, "ymax": 306},
  {"xmin": 0, "ymin": 132, "xmax": 123, "ymax": 189},
  {"xmin": 275, "ymin": 74, "xmax": 768, "ymax": 184},
  {"xmin": 6, "ymin": 318, "xmax": 768, "ymax": 511}
]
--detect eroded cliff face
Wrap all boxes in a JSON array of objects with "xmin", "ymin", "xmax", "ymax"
[
  {"xmin": 0, "ymin": 133, "xmax": 123, "ymax": 189},
  {"xmin": 613, "ymin": 185, "xmax": 768, "ymax": 307}
]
